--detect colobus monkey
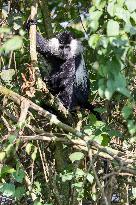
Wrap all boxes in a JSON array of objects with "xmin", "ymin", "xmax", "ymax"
[{"xmin": 27, "ymin": 20, "xmax": 101, "ymax": 119}]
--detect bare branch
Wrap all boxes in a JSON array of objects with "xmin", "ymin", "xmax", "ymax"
[{"xmin": 30, "ymin": 1, "xmax": 38, "ymax": 63}]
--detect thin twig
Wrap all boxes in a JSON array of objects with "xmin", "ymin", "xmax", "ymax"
[{"xmin": 88, "ymin": 149, "xmax": 109, "ymax": 205}]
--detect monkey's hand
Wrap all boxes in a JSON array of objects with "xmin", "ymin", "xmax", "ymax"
[{"xmin": 26, "ymin": 18, "xmax": 37, "ymax": 31}]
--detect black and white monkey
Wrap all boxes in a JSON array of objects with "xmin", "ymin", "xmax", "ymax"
[
  {"xmin": 36, "ymin": 31, "xmax": 89, "ymax": 109},
  {"xmin": 27, "ymin": 21, "xmax": 101, "ymax": 118}
]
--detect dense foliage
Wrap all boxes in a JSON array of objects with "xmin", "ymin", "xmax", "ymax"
[{"xmin": 0, "ymin": 0, "xmax": 136, "ymax": 205}]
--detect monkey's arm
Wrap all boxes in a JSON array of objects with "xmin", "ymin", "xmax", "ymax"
[
  {"xmin": 36, "ymin": 32, "xmax": 51, "ymax": 55},
  {"xmin": 26, "ymin": 19, "xmax": 58, "ymax": 57}
]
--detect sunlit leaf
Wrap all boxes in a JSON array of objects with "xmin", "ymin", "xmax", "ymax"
[
  {"xmin": 61, "ymin": 172, "xmax": 73, "ymax": 182},
  {"xmin": 0, "ymin": 27, "xmax": 10, "ymax": 33},
  {"xmin": 87, "ymin": 173, "xmax": 94, "ymax": 184},
  {"xmin": 89, "ymin": 10, "xmax": 103, "ymax": 21},
  {"xmin": 127, "ymin": 120, "xmax": 136, "ymax": 135},
  {"xmin": 107, "ymin": 20, "xmax": 119, "ymax": 36},
  {"xmin": 132, "ymin": 187, "xmax": 136, "ymax": 199},
  {"xmin": 93, "ymin": 0, "xmax": 106, "ymax": 10},
  {"xmin": 125, "ymin": 0, "xmax": 136, "ymax": 12},
  {"xmin": 26, "ymin": 143, "xmax": 33, "ymax": 155},
  {"xmin": 69, "ymin": 152, "xmax": 84, "ymax": 163},
  {"xmin": 1, "ymin": 36, "xmax": 23, "ymax": 53},
  {"xmin": 88, "ymin": 34, "xmax": 100, "ymax": 49},
  {"xmin": 107, "ymin": 1, "xmax": 115, "ymax": 17},
  {"xmin": 0, "ymin": 152, "xmax": 6, "ymax": 162},
  {"xmin": 75, "ymin": 168, "xmax": 85, "ymax": 177},
  {"xmin": 115, "ymin": 5, "xmax": 130, "ymax": 23},
  {"xmin": 34, "ymin": 199, "xmax": 43, "ymax": 205},
  {"xmin": 31, "ymin": 147, "xmax": 37, "ymax": 161}
]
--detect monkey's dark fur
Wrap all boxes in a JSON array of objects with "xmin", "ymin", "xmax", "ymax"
[
  {"xmin": 27, "ymin": 20, "xmax": 101, "ymax": 118},
  {"xmin": 36, "ymin": 31, "xmax": 90, "ymax": 110}
]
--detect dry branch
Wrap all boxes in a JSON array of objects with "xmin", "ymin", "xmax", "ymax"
[
  {"xmin": 0, "ymin": 85, "xmax": 82, "ymax": 137},
  {"xmin": 30, "ymin": 1, "xmax": 38, "ymax": 63},
  {"xmin": 1, "ymin": 86, "xmax": 136, "ymax": 176},
  {"xmin": 17, "ymin": 98, "xmax": 30, "ymax": 128},
  {"xmin": 20, "ymin": 134, "xmax": 136, "ymax": 176}
]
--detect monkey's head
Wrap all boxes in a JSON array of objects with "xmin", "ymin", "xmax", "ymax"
[{"xmin": 48, "ymin": 31, "xmax": 83, "ymax": 60}]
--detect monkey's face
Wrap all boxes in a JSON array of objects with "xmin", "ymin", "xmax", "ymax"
[
  {"xmin": 48, "ymin": 31, "xmax": 83, "ymax": 60},
  {"xmin": 58, "ymin": 44, "xmax": 71, "ymax": 59}
]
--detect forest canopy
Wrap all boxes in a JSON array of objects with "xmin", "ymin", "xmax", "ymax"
[{"xmin": 0, "ymin": 0, "xmax": 136, "ymax": 205}]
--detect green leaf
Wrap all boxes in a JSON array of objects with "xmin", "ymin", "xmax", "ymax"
[
  {"xmin": 98, "ymin": 65, "xmax": 109, "ymax": 77},
  {"xmin": 98, "ymin": 78, "xmax": 106, "ymax": 98},
  {"xmin": 73, "ymin": 182, "xmax": 83, "ymax": 188},
  {"xmin": 34, "ymin": 181, "xmax": 42, "ymax": 194},
  {"xmin": 89, "ymin": 20, "xmax": 99, "ymax": 32},
  {"xmin": 0, "ymin": 183, "xmax": 15, "ymax": 197},
  {"xmin": 13, "ymin": 169, "xmax": 25, "ymax": 183},
  {"xmin": 75, "ymin": 168, "xmax": 85, "ymax": 178},
  {"xmin": 84, "ymin": 127, "xmax": 93, "ymax": 135},
  {"xmin": 107, "ymin": 1, "xmax": 115, "ymax": 17},
  {"xmin": 34, "ymin": 199, "xmax": 43, "ymax": 205},
  {"xmin": 104, "ymin": 89, "xmax": 113, "ymax": 100},
  {"xmin": 117, "ymin": 87, "xmax": 130, "ymax": 97},
  {"xmin": 108, "ymin": 130, "xmax": 122, "ymax": 138},
  {"xmin": 4, "ymin": 144, "xmax": 14, "ymax": 156},
  {"xmin": 106, "ymin": 79, "xmax": 116, "ymax": 97},
  {"xmin": 0, "ymin": 152, "xmax": 6, "ymax": 162},
  {"xmin": 14, "ymin": 186, "xmax": 25, "ymax": 199},
  {"xmin": 132, "ymin": 187, "xmax": 136, "ymax": 199},
  {"xmin": 69, "ymin": 152, "xmax": 84, "ymax": 163},
  {"xmin": 125, "ymin": 23, "xmax": 136, "ymax": 35},
  {"xmin": 61, "ymin": 172, "xmax": 73, "ymax": 182},
  {"xmin": 114, "ymin": 73, "xmax": 130, "ymax": 97},
  {"xmin": 45, "ymin": 204, "xmax": 53, "ymax": 205},
  {"xmin": 87, "ymin": 173, "xmax": 94, "ymax": 184},
  {"xmin": 31, "ymin": 147, "xmax": 37, "ymax": 161},
  {"xmin": 93, "ymin": 134, "xmax": 103, "ymax": 144},
  {"xmin": 0, "ymin": 27, "xmax": 10, "ymax": 34},
  {"xmin": 122, "ymin": 105, "xmax": 133, "ymax": 119},
  {"xmin": 0, "ymin": 165, "xmax": 15, "ymax": 177},
  {"xmin": 13, "ymin": 22, "xmax": 21, "ymax": 30},
  {"xmin": 1, "ymin": 36, "xmax": 23, "ymax": 54},
  {"xmin": 89, "ymin": 10, "xmax": 103, "ymax": 21},
  {"xmin": 111, "ymin": 38, "xmax": 129, "ymax": 47},
  {"xmin": 107, "ymin": 20, "xmax": 119, "ymax": 36},
  {"xmin": 98, "ymin": 84, "xmax": 106, "ymax": 98},
  {"xmin": 131, "ymin": 12, "xmax": 136, "ymax": 23},
  {"xmin": 8, "ymin": 135, "xmax": 16, "ymax": 144},
  {"xmin": 125, "ymin": 0, "xmax": 136, "ymax": 12},
  {"xmin": 26, "ymin": 143, "xmax": 33, "ymax": 155},
  {"xmin": 88, "ymin": 34, "xmax": 100, "ymax": 49},
  {"xmin": 1, "ymin": 69, "xmax": 15, "ymax": 82},
  {"xmin": 117, "ymin": 0, "xmax": 125, "ymax": 6},
  {"xmin": 108, "ymin": 57, "xmax": 121, "ymax": 75},
  {"xmin": 101, "ymin": 133, "xmax": 110, "ymax": 146},
  {"xmin": 127, "ymin": 120, "xmax": 136, "ymax": 135},
  {"xmin": 93, "ymin": 0, "xmax": 106, "ymax": 10},
  {"xmin": 99, "ymin": 37, "xmax": 109, "ymax": 48},
  {"xmin": 115, "ymin": 5, "xmax": 130, "ymax": 23}
]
